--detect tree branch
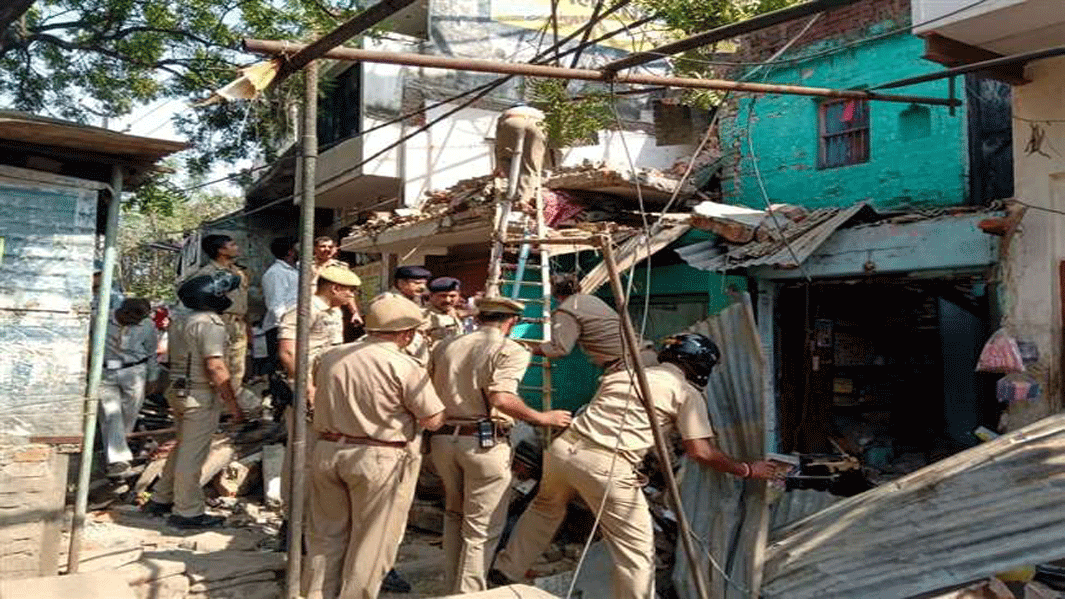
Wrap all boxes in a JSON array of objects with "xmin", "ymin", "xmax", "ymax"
[{"xmin": 0, "ymin": 0, "xmax": 35, "ymax": 38}]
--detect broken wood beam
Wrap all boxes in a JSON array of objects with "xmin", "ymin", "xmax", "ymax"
[{"xmin": 242, "ymin": 40, "xmax": 962, "ymax": 107}]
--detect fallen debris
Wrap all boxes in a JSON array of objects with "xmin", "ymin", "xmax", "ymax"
[{"xmin": 0, "ymin": 571, "xmax": 137, "ymax": 599}]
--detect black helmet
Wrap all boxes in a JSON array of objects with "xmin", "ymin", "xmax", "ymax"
[
  {"xmin": 657, "ymin": 333, "xmax": 721, "ymax": 387},
  {"xmin": 177, "ymin": 273, "xmax": 241, "ymax": 314}
]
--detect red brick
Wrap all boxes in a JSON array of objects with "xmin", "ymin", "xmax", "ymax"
[{"xmin": 11, "ymin": 446, "xmax": 50, "ymax": 463}]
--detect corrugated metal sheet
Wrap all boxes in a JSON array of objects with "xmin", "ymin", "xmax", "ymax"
[
  {"xmin": 768, "ymin": 490, "xmax": 840, "ymax": 539},
  {"xmin": 762, "ymin": 413, "xmax": 1065, "ymax": 598},
  {"xmin": 674, "ymin": 294, "xmax": 769, "ymax": 599},
  {"xmin": 580, "ymin": 223, "xmax": 691, "ymax": 293},
  {"xmin": 0, "ymin": 179, "xmax": 96, "ymax": 442},
  {"xmin": 676, "ymin": 203, "xmax": 872, "ymax": 272}
]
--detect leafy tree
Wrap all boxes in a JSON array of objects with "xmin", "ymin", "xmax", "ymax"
[{"xmin": 118, "ymin": 173, "xmax": 242, "ymax": 301}]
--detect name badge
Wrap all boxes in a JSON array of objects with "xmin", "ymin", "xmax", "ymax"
[{"xmin": 106, "ymin": 359, "xmax": 122, "ymax": 370}]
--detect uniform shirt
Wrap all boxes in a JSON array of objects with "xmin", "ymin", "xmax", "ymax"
[
  {"xmin": 262, "ymin": 259, "xmax": 299, "ymax": 330},
  {"xmin": 104, "ymin": 313, "xmax": 158, "ymax": 370},
  {"xmin": 538, "ymin": 294, "xmax": 625, "ymax": 367},
  {"xmin": 168, "ymin": 310, "xmax": 228, "ymax": 386},
  {"xmin": 570, "ymin": 362, "xmax": 715, "ymax": 466},
  {"xmin": 193, "ymin": 259, "xmax": 249, "ymax": 316},
  {"xmin": 430, "ymin": 327, "xmax": 530, "ymax": 425},
  {"xmin": 313, "ymin": 338, "xmax": 444, "ymax": 443},
  {"xmin": 278, "ymin": 295, "xmax": 343, "ymax": 365},
  {"xmin": 425, "ymin": 305, "xmax": 463, "ymax": 343}
]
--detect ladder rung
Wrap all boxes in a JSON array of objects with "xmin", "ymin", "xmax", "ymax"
[{"xmin": 499, "ymin": 280, "xmax": 545, "ymax": 287}]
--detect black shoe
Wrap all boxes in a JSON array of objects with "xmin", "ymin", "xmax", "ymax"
[
  {"xmin": 380, "ymin": 569, "xmax": 411, "ymax": 593},
  {"xmin": 487, "ymin": 568, "xmax": 512, "ymax": 588},
  {"xmin": 167, "ymin": 514, "xmax": 226, "ymax": 529},
  {"xmin": 140, "ymin": 500, "xmax": 173, "ymax": 516},
  {"xmin": 106, "ymin": 461, "xmax": 133, "ymax": 478}
]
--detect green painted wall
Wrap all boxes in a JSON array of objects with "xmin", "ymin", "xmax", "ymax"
[{"xmin": 722, "ymin": 31, "xmax": 969, "ymax": 211}]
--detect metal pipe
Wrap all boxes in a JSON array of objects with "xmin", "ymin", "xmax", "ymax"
[
  {"xmin": 68, "ymin": 164, "xmax": 123, "ymax": 573},
  {"xmin": 243, "ymin": 40, "xmax": 962, "ymax": 107},
  {"xmin": 601, "ymin": 0, "xmax": 862, "ymax": 73},
  {"xmin": 286, "ymin": 59, "xmax": 318, "ymax": 599},
  {"xmin": 872, "ymin": 45, "xmax": 1065, "ymax": 89},
  {"xmin": 599, "ymin": 234, "xmax": 712, "ymax": 599}
]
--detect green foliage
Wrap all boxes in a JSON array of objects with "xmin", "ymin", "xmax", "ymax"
[
  {"xmin": 528, "ymin": 78, "xmax": 613, "ymax": 148},
  {"xmin": 118, "ymin": 184, "xmax": 242, "ymax": 301},
  {"xmin": 0, "ymin": 0, "xmax": 364, "ymax": 177},
  {"xmin": 632, "ymin": 0, "xmax": 798, "ymax": 36}
]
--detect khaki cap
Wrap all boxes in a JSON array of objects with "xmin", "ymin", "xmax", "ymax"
[
  {"xmin": 476, "ymin": 296, "xmax": 525, "ymax": 316},
  {"xmin": 318, "ymin": 264, "xmax": 361, "ymax": 287},
  {"xmin": 365, "ymin": 295, "xmax": 426, "ymax": 332}
]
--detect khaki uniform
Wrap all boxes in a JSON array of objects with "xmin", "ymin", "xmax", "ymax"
[
  {"xmin": 494, "ymin": 363, "xmax": 714, "ymax": 599},
  {"xmin": 152, "ymin": 310, "xmax": 228, "ymax": 518},
  {"xmin": 278, "ymin": 295, "xmax": 344, "ymax": 517},
  {"xmin": 306, "ymin": 339, "xmax": 444, "ymax": 599},
  {"xmin": 370, "ymin": 290, "xmax": 429, "ymax": 365},
  {"xmin": 495, "ymin": 107, "xmax": 546, "ymax": 207},
  {"xmin": 193, "ymin": 260, "xmax": 250, "ymax": 388},
  {"xmin": 425, "ymin": 305, "xmax": 463, "ymax": 344},
  {"xmin": 428, "ymin": 328, "xmax": 530, "ymax": 593},
  {"xmin": 539, "ymin": 294, "xmax": 656, "ymax": 371}
]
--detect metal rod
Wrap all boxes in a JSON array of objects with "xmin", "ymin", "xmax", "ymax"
[
  {"xmin": 601, "ymin": 0, "xmax": 863, "ymax": 73},
  {"xmin": 243, "ymin": 40, "xmax": 962, "ymax": 107},
  {"xmin": 273, "ymin": 0, "xmax": 417, "ymax": 85},
  {"xmin": 599, "ymin": 234, "xmax": 711, "ymax": 599},
  {"xmin": 286, "ymin": 59, "xmax": 318, "ymax": 599},
  {"xmin": 68, "ymin": 164, "xmax": 123, "ymax": 574},
  {"xmin": 872, "ymin": 45, "xmax": 1065, "ymax": 89}
]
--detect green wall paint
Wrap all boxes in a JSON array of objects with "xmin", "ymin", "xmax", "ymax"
[{"xmin": 722, "ymin": 32, "xmax": 969, "ymax": 211}]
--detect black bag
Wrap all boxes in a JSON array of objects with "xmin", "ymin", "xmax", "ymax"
[{"xmin": 269, "ymin": 372, "xmax": 294, "ymax": 423}]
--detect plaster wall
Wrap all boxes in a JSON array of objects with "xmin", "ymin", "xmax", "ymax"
[
  {"xmin": 722, "ymin": 32, "xmax": 970, "ymax": 210},
  {"xmin": 1002, "ymin": 56, "xmax": 1065, "ymax": 428}
]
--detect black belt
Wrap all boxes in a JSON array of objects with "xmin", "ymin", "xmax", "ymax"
[
  {"xmin": 112, "ymin": 356, "xmax": 150, "ymax": 370},
  {"xmin": 434, "ymin": 422, "xmax": 512, "ymax": 436}
]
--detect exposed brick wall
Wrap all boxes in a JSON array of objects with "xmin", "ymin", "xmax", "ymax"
[
  {"xmin": 731, "ymin": 0, "xmax": 911, "ymax": 68},
  {"xmin": 0, "ymin": 444, "xmax": 69, "ymax": 579}
]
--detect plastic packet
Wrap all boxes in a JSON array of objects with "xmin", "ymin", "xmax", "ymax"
[{"xmin": 976, "ymin": 328, "xmax": 1025, "ymax": 373}]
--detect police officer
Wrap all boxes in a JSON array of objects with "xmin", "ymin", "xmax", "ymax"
[
  {"xmin": 532, "ymin": 273, "xmax": 656, "ymax": 373},
  {"xmin": 494, "ymin": 104, "xmax": 546, "ymax": 211},
  {"xmin": 305, "ymin": 295, "xmax": 445, "ymax": 599},
  {"xmin": 192, "ymin": 234, "xmax": 250, "ymax": 392},
  {"xmin": 425, "ymin": 276, "xmax": 464, "ymax": 343},
  {"xmin": 491, "ymin": 333, "xmax": 785, "ymax": 599},
  {"xmin": 142, "ymin": 272, "xmax": 245, "ymax": 529},
  {"xmin": 371, "ymin": 265, "xmax": 432, "ymax": 364},
  {"xmin": 312, "ymin": 236, "xmax": 363, "ymax": 328},
  {"xmin": 429, "ymin": 297, "xmax": 572, "ymax": 593}
]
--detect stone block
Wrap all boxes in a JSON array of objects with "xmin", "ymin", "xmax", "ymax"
[
  {"xmin": 115, "ymin": 557, "xmax": 187, "ymax": 586},
  {"xmin": 0, "ymin": 572, "xmax": 137, "ymax": 599},
  {"xmin": 178, "ymin": 550, "xmax": 286, "ymax": 583},
  {"xmin": 129, "ymin": 574, "xmax": 190, "ymax": 599},
  {"xmin": 12, "ymin": 446, "xmax": 51, "ymax": 462},
  {"xmin": 186, "ymin": 580, "xmax": 281, "ymax": 599},
  {"xmin": 188, "ymin": 570, "xmax": 275, "ymax": 593}
]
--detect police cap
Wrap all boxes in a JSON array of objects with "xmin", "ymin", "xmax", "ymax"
[
  {"xmin": 365, "ymin": 295, "xmax": 426, "ymax": 332},
  {"xmin": 476, "ymin": 296, "xmax": 525, "ymax": 316},
  {"xmin": 318, "ymin": 264, "xmax": 361, "ymax": 287},
  {"xmin": 428, "ymin": 277, "xmax": 461, "ymax": 293},
  {"xmin": 394, "ymin": 265, "xmax": 432, "ymax": 281}
]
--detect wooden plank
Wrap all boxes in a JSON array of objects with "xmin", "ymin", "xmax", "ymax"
[
  {"xmin": 763, "ymin": 412, "xmax": 1065, "ymax": 598},
  {"xmin": 920, "ymin": 33, "xmax": 1029, "ymax": 85},
  {"xmin": 752, "ymin": 214, "xmax": 999, "ymax": 280}
]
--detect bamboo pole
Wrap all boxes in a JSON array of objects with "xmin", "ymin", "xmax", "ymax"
[
  {"xmin": 243, "ymin": 39, "xmax": 961, "ymax": 106},
  {"xmin": 598, "ymin": 233, "xmax": 712, "ymax": 599},
  {"xmin": 286, "ymin": 60, "xmax": 318, "ymax": 599}
]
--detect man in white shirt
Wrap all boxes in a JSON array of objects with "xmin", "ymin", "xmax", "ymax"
[{"xmin": 261, "ymin": 236, "xmax": 299, "ymax": 374}]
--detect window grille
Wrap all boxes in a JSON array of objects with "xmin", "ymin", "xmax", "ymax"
[{"xmin": 818, "ymin": 99, "xmax": 870, "ymax": 169}]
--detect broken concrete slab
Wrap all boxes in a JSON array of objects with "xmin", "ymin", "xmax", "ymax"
[
  {"xmin": 114, "ymin": 556, "xmax": 187, "ymax": 585},
  {"xmin": 187, "ymin": 570, "xmax": 275, "ymax": 593},
  {"xmin": 129, "ymin": 574, "xmax": 190, "ymax": 599},
  {"xmin": 179, "ymin": 549, "xmax": 286, "ymax": 583},
  {"xmin": 927, "ymin": 578, "xmax": 1016, "ymax": 599},
  {"xmin": 436, "ymin": 584, "xmax": 559, "ymax": 598},
  {"xmin": 65, "ymin": 542, "xmax": 143, "ymax": 572},
  {"xmin": 763, "ymin": 412, "xmax": 1065, "ymax": 599},
  {"xmin": 186, "ymin": 579, "xmax": 281, "ymax": 599},
  {"xmin": 178, "ymin": 528, "xmax": 266, "ymax": 552},
  {"xmin": 0, "ymin": 571, "xmax": 137, "ymax": 599}
]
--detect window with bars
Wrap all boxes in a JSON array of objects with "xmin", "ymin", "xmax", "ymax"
[{"xmin": 818, "ymin": 98, "xmax": 870, "ymax": 169}]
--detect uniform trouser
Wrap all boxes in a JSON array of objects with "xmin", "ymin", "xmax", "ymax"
[
  {"xmin": 305, "ymin": 440, "xmax": 420, "ymax": 599},
  {"xmin": 152, "ymin": 385, "xmax": 222, "ymax": 517},
  {"xmin": 494, "ymin": 433, "xmax": 655, "ymax": 599},
  {"xmin": 99, "ymin": 363, "xmax": 147, "ymax": 464},
  {"xmin": 495, "ymin": 115, "xmax": 546, "ymax": 207},
  {"xmin": 430, "ymin": 434, "xmax": 513, "ymax": 593},
  {"xmin": 221, "ymin": 313, "xmax": 247, "ymax": 392}
]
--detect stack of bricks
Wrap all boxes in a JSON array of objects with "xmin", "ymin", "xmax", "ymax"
[{"xmin": 0, "ymin": 443, "xmax": 69, "ymax": 579}]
